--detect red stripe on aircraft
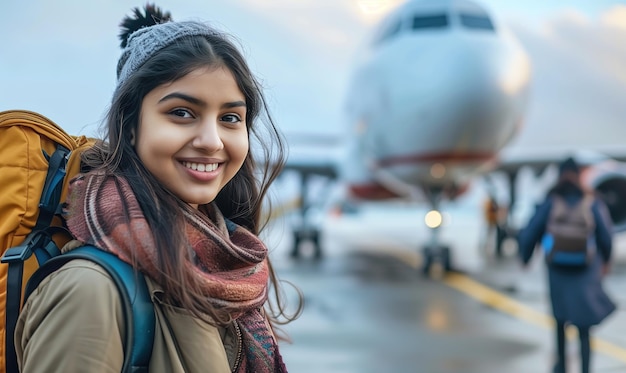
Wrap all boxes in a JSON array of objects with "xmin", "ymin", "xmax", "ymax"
[
  {"xmin": 378, "ymin": 151, "xmax": 496, "ymax": 167},
  {"xmin": 348, "ymin": 183, "xmax": 400, "ymax": 200}
]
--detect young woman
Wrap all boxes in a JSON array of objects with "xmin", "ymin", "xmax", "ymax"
[{"xmin": 15, "ymin": 5, "xmax": 301, "ymax": 373}]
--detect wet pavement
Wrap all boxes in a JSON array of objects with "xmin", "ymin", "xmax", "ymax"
[{"xmin": 264, "ymin": 203, "xmax": 626, "ymax": 373}]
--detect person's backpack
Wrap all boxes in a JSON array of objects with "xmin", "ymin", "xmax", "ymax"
[
  {"xmin": 542, "ymin": 194, "xmax": 595, "ymax": 267},
  {"xmin": 0, "ymin": 110, "xmax": 155, "ymax": 373}
]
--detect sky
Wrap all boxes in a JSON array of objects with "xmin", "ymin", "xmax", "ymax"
[{"xmin": 1, "ymin": 0, "xmax": 625, "ymax": 153}]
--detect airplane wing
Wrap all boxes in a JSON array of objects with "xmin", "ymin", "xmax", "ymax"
[
  {"xmin": 493, "ymin": 146, "xmax": 626, "ymax": 175},
  {"xmin": 281, "ymin": 158, "xmax": 339, "ymax": 179},
  {"xmin": 487, "ymin": 146, "xmax": 626, "ymax": 235},
  {"xmin": 281, "ymin": 131, "xmax": 343, "ymax": 179}
]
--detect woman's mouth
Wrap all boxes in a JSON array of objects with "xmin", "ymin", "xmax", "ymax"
[{"xmin": 182, "ymin": 161, "xmax": 219, "ymax": 172}]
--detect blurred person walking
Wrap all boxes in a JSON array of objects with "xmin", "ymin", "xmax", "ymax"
[
  {"xmin": 482, "ymin": 193, "xmax": 508, "ymax": 258},
  {"xmin": 517, "ymin": 157, "xmax": 615, "ymax": 373}
]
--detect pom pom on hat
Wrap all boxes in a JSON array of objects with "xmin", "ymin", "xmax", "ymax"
[
  {"xmin": 115, "ymin": 4, "xmax": 218, "ymax": 89},
  {"xmin": 119, "ymin": 3, "xmax": 172, "ymax": 48}
]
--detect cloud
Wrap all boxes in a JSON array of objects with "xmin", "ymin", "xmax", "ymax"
[
  {"xmin": 602, "ymin": 4, "xmax": 626, "ymax": 29},
  {"xmin": 541, "ymin": 6, "xmax": 626, "ymax": 85},
  {"xmin": 506, "ymin": 5, "xmax": 626, "ymax": 150},
  {"xmin": 6, "ymin": 0, "xmax": 621, "ymax": 147}
]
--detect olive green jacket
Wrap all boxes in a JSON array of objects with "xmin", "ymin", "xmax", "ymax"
[{"xmin": 15, "ymin": 259, "xmax": 243, "ymax": 372}]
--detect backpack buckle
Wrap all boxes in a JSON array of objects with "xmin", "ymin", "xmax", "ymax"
[
  {"xmin": 1, "ymin": 243, "xmax": 33, "ymax": 263},
  {"xmin": 1, "ymin": 231, "xmax": 50, "ymax": 263}
]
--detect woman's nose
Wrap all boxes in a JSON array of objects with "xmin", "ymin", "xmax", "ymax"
[{"xmin": 192, "ymin": 120, "xmax": 224, "ymax": 151}]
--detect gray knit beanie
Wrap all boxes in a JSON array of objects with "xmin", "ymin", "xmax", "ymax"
[{"xmin": 116, "ymin": 21, "xmax": 217, "ymax": 89}]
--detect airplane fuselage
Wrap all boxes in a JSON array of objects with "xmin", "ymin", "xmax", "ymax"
[{"xmin": 343, "ymin": 0, "xmax": 531, "ymax": 201}]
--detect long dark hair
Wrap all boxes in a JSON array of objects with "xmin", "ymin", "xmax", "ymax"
[{"xmin": 82, "ymin": 28, "xmax": 301, "ymax": 326}]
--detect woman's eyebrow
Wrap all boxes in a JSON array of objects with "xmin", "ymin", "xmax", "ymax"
[
  {"xmin": 222, "ymin": 101, "xmax": 246, "ymax": 109},
  {"xmin": 158, "ymin": 92, "xmax": 205, "ymax": 106},
  {"xmin": 158, "ymin": 93, "xmax": 246, "ymax": 110}
]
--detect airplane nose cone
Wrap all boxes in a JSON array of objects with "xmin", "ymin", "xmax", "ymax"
[
  {"xmin": 366, "ymin": 32, "xmax": 530, "ymax": 158},
  {"xmin": 443, "ymin": 39, "xmax": 529, "ymax": 138}
]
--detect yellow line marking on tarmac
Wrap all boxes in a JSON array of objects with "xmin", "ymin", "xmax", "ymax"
[
  {"xmin": 443, "ymin": 272, "xmax": 626, "ymax": 363},
  {"xmin": 383, "ymin": 249, "xmax": 626, "ymax": 364},
  {"xmin": 443, "ymin": 272, "xmax": 554, "ymax": 328}
]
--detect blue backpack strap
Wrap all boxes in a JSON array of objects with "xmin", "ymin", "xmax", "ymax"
[
  {"xmin": 24, "ymin": 246, "xmax": 155, "ymax": 373},
  {"xmin": 224, "ymin": 218, "xmax": 237, "ymax": 234},
  {"xmin": 1, "ymin": 144, "xmax": 69, "ymax": 373},
  {"xmin": 36, "ymin": 144, "xmax": 70, "ymax": 231}
]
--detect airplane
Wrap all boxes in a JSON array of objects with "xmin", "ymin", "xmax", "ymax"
[{"xmin": 280, "ymin": 0, "xmax": 626, "ymax": 274}]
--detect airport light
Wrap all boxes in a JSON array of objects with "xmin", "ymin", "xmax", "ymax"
[
  {"xmin": 424, "ymin": 210, "xmax": 443, "ymax": 228},
  {"xmin": 430, "ymin": 163, "xmax": 446, "ymax": 179}
]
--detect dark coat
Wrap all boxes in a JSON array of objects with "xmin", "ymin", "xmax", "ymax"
[{"xmin": 517, "ymin": 183, "xmax": 616, "ymax": 327}]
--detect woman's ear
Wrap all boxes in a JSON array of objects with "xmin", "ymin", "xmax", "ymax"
[{"xmin": 130, "ymin": 128, "xmax": 136, "ymax": 147}]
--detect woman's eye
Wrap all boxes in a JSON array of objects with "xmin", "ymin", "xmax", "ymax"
[
  {"xmin": 222, "ymin": 114, "xmax": 242, "ymax": 123},
  {"xmin": 170, "ymin": 108, "xmax": 194, "ymax": 118}
]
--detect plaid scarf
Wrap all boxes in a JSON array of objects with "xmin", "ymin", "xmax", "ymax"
[{"xmin": 65, "ymin": 173, "xmax": 287, "ymax": 373}]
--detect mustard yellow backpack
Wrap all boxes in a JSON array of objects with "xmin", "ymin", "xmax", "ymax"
[
  {"xmin": 0, "ymin": 110, "xmax": 155, "ymax": 373},
  {"xmin": 0, "ymin": 110, "xmax": 94, "ymax": 372}
]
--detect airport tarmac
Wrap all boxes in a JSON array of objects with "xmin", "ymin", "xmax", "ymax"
[{"xmin": 263, "ymin": 202, "xmax": 626, "ymax": 373}]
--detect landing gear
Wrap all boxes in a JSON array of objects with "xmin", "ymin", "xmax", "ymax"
[
  {"xmin": 289, "ymin": 169, "xmax": 335, "ymax": 260},
  {"xmin": 421, "ymin": 245, "xmax": 452, "ymax": 276},
  {"xmin": 421, "ymin": 220, "xmax": 454, "ymax": 277},
  {"xmin": 420, "ymin": 187, "xmax": 454, "ymax": 277}
]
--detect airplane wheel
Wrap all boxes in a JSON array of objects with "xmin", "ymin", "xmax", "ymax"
[
  {"xmin": 441, "ymin": 246, "xmax": 452, "ymax": 272},
  {"xmin": 421, "ymin": 247, "xmax": 433, "ymax": 276},
  {"xmin": 422, "ymin": 246, "xmax": 452, "ymax": 276},
  {"xmin": 311, "ymin": 230, "xmax": 322, "ymax": 260},
  {"xmin": 291, "ymin": 228, "xmax": 323, "ymax": 259},
  {"xmin": 290, "ymin": 231, "xmax": 301, "ymax": 258}
]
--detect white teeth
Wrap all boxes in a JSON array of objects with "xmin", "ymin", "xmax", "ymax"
[{"xmin": 183, "ymin": 162, "xmax": 218, "ymax": 172}]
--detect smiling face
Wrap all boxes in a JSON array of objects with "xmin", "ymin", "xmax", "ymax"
[{"xmin": 136, "ymin": 66, "xmax": 249, "ymax": 208}]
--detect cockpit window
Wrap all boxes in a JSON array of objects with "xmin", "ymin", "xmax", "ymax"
[
  {"xmin": 412, "ymin": 14, "xmax": 449, "ymax": 30},
  {"xmin": 459, "ymin": 13, "xmax": 495, "ymax": 31},
  {"xmin": 374, "ymin": 10, "xmax": 493, "ymax": 45}
]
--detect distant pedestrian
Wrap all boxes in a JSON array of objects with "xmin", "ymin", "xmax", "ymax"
[
  {"xmin": 517, "ymin": 157, "xmax": 615, "ymax": 373},
  {"xmin": 482, "ymin": 193, "xmax": 507, "ymax": 257}
]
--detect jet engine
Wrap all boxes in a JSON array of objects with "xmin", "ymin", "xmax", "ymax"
[{"xmin": 583, "ymin": 160, "xmax": 626, "ymax": 232}]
